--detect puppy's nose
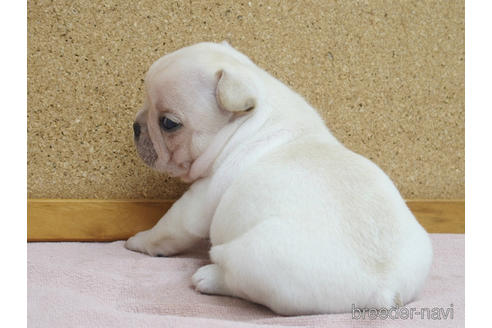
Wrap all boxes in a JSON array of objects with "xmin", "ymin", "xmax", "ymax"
[{"xmin": 133, "ymin": 122, "xmax": 141, "ymax": 140}]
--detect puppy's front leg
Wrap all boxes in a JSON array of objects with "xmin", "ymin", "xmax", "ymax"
[{"xmin": 125, "ymin": 179, "xmax": 214, "ymax": 257}]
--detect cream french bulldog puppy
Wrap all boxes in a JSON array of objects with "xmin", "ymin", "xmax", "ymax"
[{"xmin": 125, "ymin": 41, "xmax": 432, "ymax": 315}]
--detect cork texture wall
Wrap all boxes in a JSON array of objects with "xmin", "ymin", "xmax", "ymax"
[{"xmin": 27, "ymin": 0, "xmax": 464, "ymax": 199}]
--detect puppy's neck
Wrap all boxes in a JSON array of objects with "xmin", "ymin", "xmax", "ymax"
[{"xmin": 185, "ymin": 106, "xmax": 271, "ymax": 182}]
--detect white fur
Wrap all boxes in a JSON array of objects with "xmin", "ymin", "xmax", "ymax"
[{"xmin": 125, "ymin": 42, "xmax": 432, "ymax": 315}]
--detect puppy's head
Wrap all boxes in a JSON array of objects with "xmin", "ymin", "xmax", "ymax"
[{"xmin": 133, "ymin": 42, "xmax": 263, "ymax": 182}]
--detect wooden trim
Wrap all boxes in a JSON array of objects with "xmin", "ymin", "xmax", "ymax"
[
  {"xmin": 406, "ymin": 200, "xmax": 464, "ymax": 234},
  {"xmin": 27, "ymin": 199, "xmax": 464, "ymax": 242},
  {"xmin": 27, "ymin": 199, "xmax": 173, "ymax": 242}
]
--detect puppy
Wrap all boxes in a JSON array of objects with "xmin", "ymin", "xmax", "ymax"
[{"xmin": 126, "ymin": 41, "xmax": 432, "ymax": 315}]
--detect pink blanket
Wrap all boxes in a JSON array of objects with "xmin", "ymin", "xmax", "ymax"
[{"xmin": 28, "ymin": 234, "xmax": 464, "ymax": 327}]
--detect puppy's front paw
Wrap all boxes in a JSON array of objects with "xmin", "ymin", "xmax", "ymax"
[
  {"xmin": 125, "ymin": 230, "xmax": 151, "ymax": 255},
  {"xmin": 192, "ymin": 264, "xmax": 231, "ymax": 296}
]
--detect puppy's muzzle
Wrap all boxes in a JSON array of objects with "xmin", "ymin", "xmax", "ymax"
[{"xmin": 133, "ymin": 122, "xmax": 141, "ymax": 140}]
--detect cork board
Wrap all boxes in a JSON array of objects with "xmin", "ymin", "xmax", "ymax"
[{"xmin": 27, "ymin": 0, "xmax": 464, "ymax": 199}]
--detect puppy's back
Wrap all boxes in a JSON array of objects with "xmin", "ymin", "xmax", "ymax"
[{"xmin": 210, "ymin": 136, "xmax": 431, "ymax": 312}]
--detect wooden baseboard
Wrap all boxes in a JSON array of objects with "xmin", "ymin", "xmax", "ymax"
[{"xmin": 27, "ymin": 199, "xmax": 464, "ymax": 242}]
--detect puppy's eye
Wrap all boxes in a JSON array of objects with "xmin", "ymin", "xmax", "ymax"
[{"xmin": 159, "ymin": 117, "xmax": 182, "ymax": 132}]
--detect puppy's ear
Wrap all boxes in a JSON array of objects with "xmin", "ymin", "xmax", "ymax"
[{"xmin": 215, "ymin": 69, "xmax": 258, "ymax": 113}]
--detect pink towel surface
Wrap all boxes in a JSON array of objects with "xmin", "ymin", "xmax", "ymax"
[{"xmin": 27, "ymin": 234, "xmax": 464, "ymax": 327}]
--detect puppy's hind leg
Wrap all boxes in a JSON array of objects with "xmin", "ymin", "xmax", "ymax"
[
  {"xmin": 192, "ymin": 263, "xmax": 232, "ymax": 296},
  {"xmin": 192, "ymin": 235, "xmax": 266, "ymax": 299},
  {"xmin": 198, "ymin": 220, "xmax": 324, "ymax": 315}
]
